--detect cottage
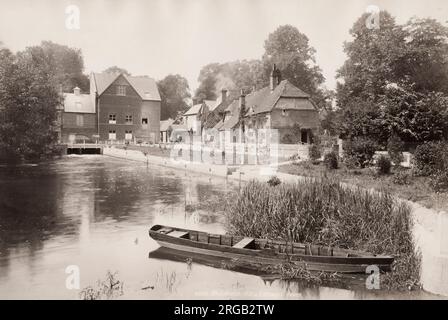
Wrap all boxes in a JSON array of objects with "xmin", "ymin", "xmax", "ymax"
[
  {"xmin": 183, "ymin": 100, "xmax": 215, "ymax": 135},
  {"xmin": 160, "ymin": 118, "xmax": 174, "ymax": 143},
  {"xmin": 90, "ymin": 72, "xmax": 161, "ymax": 143},
  {"xmin": 217, "ymin": 65, "xmax": 320, "ymax": 145}
]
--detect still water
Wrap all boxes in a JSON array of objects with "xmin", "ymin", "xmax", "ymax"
[{"xmin": 0, "ymin": 156, "xmax": 437, "ymax": 299}]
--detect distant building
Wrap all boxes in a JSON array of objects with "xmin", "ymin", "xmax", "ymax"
[
  {"xmin": 60, "ymin": 73, "xmax": 161, "ymax": 144},
  {"xmin": 61, "ymin": 87, "xmax": 96, "ymax": 143},
  {"xmin": 91, "ymin": 72, "xmax": 161, "ymax": 143},
  {"xmin": 215, "ymin": 65, "xmax": 320, "ymax": 145},
  {"xmin": 182, "ymin": 100, "xmax": 215, "ymax": 134},
  {"xmin": 160, "ymin": 118, "xmax": 174, "ymax": 143}
]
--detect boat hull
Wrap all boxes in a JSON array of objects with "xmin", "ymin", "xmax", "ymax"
[{"xmin": 149, "ymin": 225, "xmax": 394, "ymax": 274}]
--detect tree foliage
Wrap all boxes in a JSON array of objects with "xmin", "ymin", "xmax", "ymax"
[
  {"xmin": 0, "ymin": 46, "xmax": 60, "ymax": 161},
  {"xmin": 336, "ymin": 11, "xmax": 448, "ymax": 146},
  {"xmin": 38, "ymin": 41, "xmax": 89, "ymax": 93},
  {"xmin": 103, "ymin": 66, "xmax": 131, "ymax": 76},
  {"xmin": 194, "ymin": 25, "xmax": 326, "ymax": 109},
  {"xmin": 157, "ymin": 74, "xmax": 191, "ymax": 120},
  {"xmin": 194, "ymin": 60, "xmax": 265, "ymax": 102},
  {"xmin": 262, "ymin": 25, "xmax": 325, "ymax": 107}
]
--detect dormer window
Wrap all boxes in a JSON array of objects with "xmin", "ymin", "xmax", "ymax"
[{"xmin": 117, "ymin": 85, "xmax": 126, "ymax": 96}]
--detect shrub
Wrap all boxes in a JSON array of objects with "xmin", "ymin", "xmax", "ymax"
[
  {"xmin": 377, "ymin": 155, "xmax": 392, "ymax": 175},
  {"xmin": 413, "ymin": 141, "xmax": 448, "ymax": 176},
  {"xmin": 267, "ymin": 176, "xmax": 281, "ymax": 187},
  {"xmin": 308, "ymin": 144, "xmax": 322, "ymax": 164},
  {"xmin": 430, "ymin": 170, "xmax": 448, "ymax": 192},
  {"xmin": 323, "ymin": 151, "xmax": 338, "ymax": 170},
  {"xmin": 343, "ymin": 155, "xmax": 358, "ymax": 169},
  {"xmin": 226, "ymin": 179, "xmax": 420, "ymax": 290},
  {"xmin": 393, "ymin": 171, "xmax": 412, "ymax": 185},
  {"xmin": 387, "ymin": 135, "xmax": 404, "ymax": 166},
  {"xmin": 343, "ymin": 137, "xmax": 377, "ymax": 168}
]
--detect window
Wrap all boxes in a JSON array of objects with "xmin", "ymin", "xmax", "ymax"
[
  {"xmin": 125, "ymin": 115, "xmax": 133, "ymax": 124},
  {"xmin": 142, "ymin": 118, "xmax": 148, "ymax": 125},
  {"xmin": 76, "ymin": 114, "xmax": 84, "ymax": 127},
  {"xmin": 109, "ymin": 114, "xmax": 116, "ymax": 124},
  {"xmin": 125, "ymin": 130, "xmax": 133, "ymax": 140},
  {"xmin": 75, "ymin": 102, "xmax": 82, "ymax": 110},
  {"xmin": 117, "ymin": 85, "xmax": 126, "ymax": 96},
  {"xmin": 108, "ymin": 130, "xmax": 116, "ymax": 140}
]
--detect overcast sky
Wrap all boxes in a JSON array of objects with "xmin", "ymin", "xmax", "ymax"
[{"xmin": 0, "ymin": 0, "xmax": 447, "ymax": 93}]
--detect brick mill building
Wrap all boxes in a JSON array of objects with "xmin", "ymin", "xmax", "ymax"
[{"xmin": 61, "ymin": 72, "xmax": 161, "ymax": 144}]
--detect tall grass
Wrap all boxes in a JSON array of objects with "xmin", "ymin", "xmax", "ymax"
[{"xmin": 225, "ymin": 178, "xmax": 421, "ymax": 290}]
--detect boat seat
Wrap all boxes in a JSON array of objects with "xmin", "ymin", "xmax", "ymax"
[
  {"xmin": 169, "ymin": 230, "xmax": 189, "ymax": 239},
  {"xmin": 232, "ymin": 237, "xmax": 255, "ymax": 249},
  {"xmin": 159, "ymin": 227, "xmax": 173, "ymax": 234}
]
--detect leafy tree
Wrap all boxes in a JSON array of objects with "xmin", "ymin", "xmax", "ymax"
[
  {"xmin": 157, "ymin": 74, "xmax": 191, "ymax": 120},
  {"xmin": 336, "ymin": 11, "xmax": 448, "ymax": 147},
  {"xmin": 0, "ymin": 46, "xmax": 60, "ymax": 161},
  {"xmin": 262, "ymin": 25, "xmax": 326, "ymax": 109},
  {"xmin": 39, "ymin": 41, "xmax": 90, "ymax": 93},
  {"xmin": 336, "ymin": 11, "xmax": 406, "ymax": 107},
  {"xmin": 103, "ymin": 66, "xmax": 131, "ymax": 76},
  {"xmin": 194, "ymin": 63, "xmax": 220, "ymax": 102},
  {"xmin": 378, "ymin": 82, "xmax": 448, "ymax": 143},
  {"xmin": 401, "ymin": 18, "xmax": 448, "ymax": 94}
]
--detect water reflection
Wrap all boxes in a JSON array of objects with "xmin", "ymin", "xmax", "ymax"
[{"xmin": 0, "ymin": 156, "xmax": 439, "ymax": 299}]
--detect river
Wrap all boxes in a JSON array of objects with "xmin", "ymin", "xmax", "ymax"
[{"xmin": 0, "ymin": 155, "xmax": 438, "ymax": 299}]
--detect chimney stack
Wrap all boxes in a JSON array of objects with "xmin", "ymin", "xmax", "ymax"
[
  {"xmin": 73, "ymin": 87, "xmax": 81, "ymax": 96},
  {"xmin": 221, "ymin": 89, "xmax": 227, "ymax": 103},
  {"xmin": 270, "ymin": 64, "xmax": 282, "ymax": 91},
  {"xmin": 239, "ymin": 89, "xmax": 246, "ymax": 117}
]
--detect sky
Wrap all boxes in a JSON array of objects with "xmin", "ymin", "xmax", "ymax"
[{"xmin": 0, "ymin": 0, "xmax": 447, "ymax": 93}]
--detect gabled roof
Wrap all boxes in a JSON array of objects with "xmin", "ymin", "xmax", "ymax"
[
  {"xmin": 217, "ymin": 99, "xmax": 240, "ymax": 130},
  {"xmin": 183, "ymin": 100, "xmax": 215, "ymax": 116},
  {"xmin": 244, "ymin": 80, "xmax": 311, "ymax": 115},
  {"xmin": 217, "ymin": 80, "xmax": 317, "ymax": 130},
  {"xmin": 160, "ymin": 118, "xmax": 174, "ymax": 132},
  {"xmin": 63, "ymin": 92, "xmax": 94, "ymax": 113},
  {"xmin": 91, "ymin": 72, "xmax": 161, "ymax": 101},
  {"xmin": 203, "ymin": 98, "xmax": 234, "ymax": 129}
]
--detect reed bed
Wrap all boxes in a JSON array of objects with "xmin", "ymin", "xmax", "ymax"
[{"xmin": 225, "ymin": 178, "xmax": 421, "ymax": 290}]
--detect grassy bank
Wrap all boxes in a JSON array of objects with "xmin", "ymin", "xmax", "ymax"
[
  {"xmin": 278, "ymin": 161, "xmax": 448, "ymax": 212},
  {"xmin": 224, "ymin": 178, "xmax": 421, "ymax": 290}
]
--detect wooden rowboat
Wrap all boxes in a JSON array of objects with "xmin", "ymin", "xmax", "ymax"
[{"xmin": 149, "ymin": 224, "xmax": 394, "ymax": 273}]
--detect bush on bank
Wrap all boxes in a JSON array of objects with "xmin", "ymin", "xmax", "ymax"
[{"xmin": 225, "ymin": 178, "xmax": 420, "ymax": 290}]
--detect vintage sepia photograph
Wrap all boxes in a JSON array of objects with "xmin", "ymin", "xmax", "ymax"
[{"xmin": 0, "ymin": 0, "xmax": 448, "ymax": 305}]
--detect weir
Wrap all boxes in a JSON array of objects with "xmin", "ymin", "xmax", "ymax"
[{"xmin": 61, "ymin": 144, "xmax": 103, "ymax": 155}]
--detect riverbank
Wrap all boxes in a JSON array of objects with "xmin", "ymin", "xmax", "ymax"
[
  {"xmin": 278, "ymin": 161, "xmax": 448, "ymax": 212},
  {"xmin": 101, "ymin": 146, "xmax": 448, "ymax": 296}
]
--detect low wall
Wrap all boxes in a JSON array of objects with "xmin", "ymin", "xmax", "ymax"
[{"xmin": 103, "ymin": 146, "xmax": 229, "ymax": 177}]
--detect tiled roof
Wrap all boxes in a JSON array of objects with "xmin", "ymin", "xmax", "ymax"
[
  {"xmin": 91, "ymin": 73, "xmax": 161, "ymax": 101},
  {"xmin": 183, "ymin": 100, "xmax": 215, "ymax": 116},
  {"xmin": 63, "ymin": 92, "xmax": 94, "ymax": 113},
  {"xmin": 184, "ymin": 103, "xmax": 203, "ymax": 116},
  {"xmin": 244, "ymin": 80, "xmax": 311, "ymax": 115},
  {"xmin": 203, "ymin": 98, "xmax": 234, "ymax": 129},
  {"xmin": 218, "ymin": 99, "xmax": 240, "ymax": 130},
  {"xmin": 218, "ymin": 80, "xmax": 318, "ymax": 130}
]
